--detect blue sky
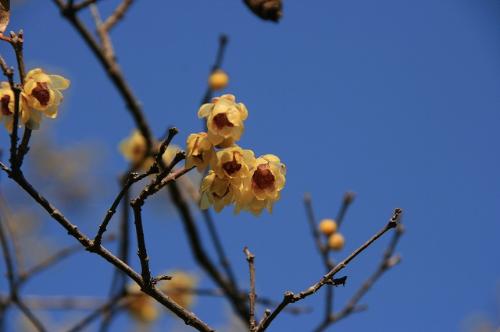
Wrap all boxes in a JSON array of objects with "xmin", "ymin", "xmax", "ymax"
[{"xmin": 1, "ymin": 0, "xmax": 499, "ymax": 331}]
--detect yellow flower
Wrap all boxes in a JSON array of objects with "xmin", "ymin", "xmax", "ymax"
[
  {"xmin": 198, "ymin": 94, "xmax": 248, "ymax": 146},
  {"xmin": 208, "ymin": 69, "xmax": 229, "ymax": 91},
  {"xmin": 211, "ymin": 145, "xmax": 255, "ymax": 184},
  {"xmin": 235, "ymin": 154, "xmax": 286, "ymax": 215},
  {"xmin": 186, "ymin": 132, "xmax": 214, "ymax": 172},
  {"xmin": 126, "ymin": 284, "xmax": 159, "ymax": 323},
  {"xmin": 0, "ymin": 82, "xmax": 29, "ymax": 132},
  {"xmin": 119, "ymin": 130, "xmax": 149, "ymax": 167},
  {"xmin": 161, "ymin": 144, "xmax": 181, "ymax": 167},
  {"xmin": 200, "ymin": 170, "xmax": 234, "ymax": 212},
  {"xmin": 319, "ymin": 219, "xmax": 337, "ymax": 236},
  {"xmin": 328, "ymin": 233, "xmax": 345, "ymax": 251},
  {"xmin": 161, "ymin": 271, "xmax": 198, "ymax": 309},
  {"xmin": 23, "ymin": 68, "xmax": 70, "ymax": 124}
]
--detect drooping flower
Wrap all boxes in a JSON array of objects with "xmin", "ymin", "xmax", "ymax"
[
  {"xmin": 125, "ymin": 284, "xmax": 159, "ymax": 323},
  {"xmin": 235, "ymin": 154, "xmax": 286, "ymax": 215},
  {"xmin": 161, "ymin": 143, "xmax": 181, "ymax": 167},
  {"xmin": 198, "ymin": 94, "xmax": 248, "ymax": 146},
  {"xmin": 208, "ymin": 69, "xmax": 229, "ymax": 91},
  {"xmin": 23, "ymin": 68, "xmax": 70, "ymax": 128},
  {"xmin": 200, "ymin": 170, "xmax": 234, "ymax": 212},
  {"xmin": 0, "ymin": 82, "xmax": 28, "ymax": 132},
  {"xmin": 211, "ymin": 145, "xmax": 255, "ymax": 184},
  {"xmin": 185, "ymin": 132, "xmax": 214, "ymax": 172},
  {"xmin": 161, "ymin": 271, "xmax": 198, "ymax": 309}
]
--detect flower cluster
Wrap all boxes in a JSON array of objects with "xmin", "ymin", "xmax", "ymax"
[
  {"xmin": 0, "ymin": 68, "xmax": 70, "ymax": 132},
  {"xmin": 186, "ymin": 94, "xmax": 286, "ymax": 215},
  {"xmin": 119, "ymin": 129, "xmax": 180, "ymax": 171},
  {"xmin": 319, "ymin": 218, "xmax": 345, "ymax": 251}
]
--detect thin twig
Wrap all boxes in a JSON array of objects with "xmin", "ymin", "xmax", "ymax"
[
  {"xmin": 66, "ymin": 293, "xmax": 125, "ymax": 332},
  {"xmin": 102, "ymin": 0, "xmax": 133, "ymax": 31},
  {"xmin": 0, "ymin": 166, "xmax": 214, "ymax": 332},
  {"xmin": 256, "ymin": 209, "xmax": 402, "ymax": 332},
  {"xmin": 244, "ymin": 247, "xmax": 257, "ymax": 331}
]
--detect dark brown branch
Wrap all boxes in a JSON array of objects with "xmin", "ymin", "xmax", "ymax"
[
  {"xmin": 72, "ymin": 0, "xmax": 100, "ymax": 12},
  {"xmin": 102, "ymin": 0, "xmax": 133, "ymax": 31},
  {"xmin": 256, "ymin": 209, "xmax": 402, "ymax": 332},
  {"xmin": 167, "ymin": 183, "xmax": 251, "ymax": 323},
  {"xmin": 202, "ymin": 209, "xmax": 239, "ymax": 290},
  {"xmin": 53, "ymin": 0, "xmax": 154, "ymax": 150},
  {"xmin": 0, "ymin": 166, "xmax": 214, "ymax": 332},
  {"xmin": 244, "ymin": 247, "xmax": 257, "ymax": 331},
  {"xmin": 332, "ymin": 224, "xmax": 404, "ymax": 324},
  {"xmin": 93, "ymin": 170, "xmax": 154, "ymax": 247},
  {"xmin": 336, "ymin": 192, "xmax": 355, "ymax": 228}
]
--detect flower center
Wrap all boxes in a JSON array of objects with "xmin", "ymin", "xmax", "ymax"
[
  {"xmin": 1, "ymin": 94, "xmax": 11, "ymax": 116},
  {"xmin": 213, "ymin": 113, "xmax": 234, "ymax": 130},
  {"xmin": 252, "ymin": 164, "xmax": 275, "ymax": 190},
  {"xmin": 222, "ymin": 159, "xmax": 241, "ymax": 175},
  {"xmin": 32, "ymin": 82, "xmax": 50, "ymax": 106}
]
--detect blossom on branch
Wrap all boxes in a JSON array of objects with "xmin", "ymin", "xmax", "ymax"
[
  {"xmin": 235, "ymin": 154, "xmax": 286, "ymax": 215},
  {"xmin": 208, "ymin": 69, "xmax": 229, "ymax": 91},
  {"xmin": 186, "ymin": 132, "xmax": 214, "ymax": 172},
  {"xmin": 0, "ymin": 81, "xmax": 28, "ymax": 132},
  {"xmin": 198, "ymin": 94, "xmax": 248, "ymax": 146},
  {"xmin": 23, "ymin": 68, "xmax": 70, "ymax": 129}
]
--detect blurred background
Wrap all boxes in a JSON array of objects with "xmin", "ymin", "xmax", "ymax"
[{"xmin": 0, "ymin": 0, "xmax": 499, "ymax": 331}]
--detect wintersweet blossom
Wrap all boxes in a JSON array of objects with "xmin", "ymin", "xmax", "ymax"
[
  {"xmin": 161, "ymin": 271, "xmax": 198, "ymax": 309},
  {"xmin": 0, "ymin": 82, "xmax": 28, "ymax": 132},
  {"xmin": 211, "ymin": 145, "xmax": 255, "ymax": 184},
  {"xmin": 198, "ymin": 94, "xmax": 248, "ymax": 146},
  {"xmin": 126, "ymin": 284, "xmax": 159, "ymax": 323},
  {"xmin": 119, "ymin": 130, "xmax": 180, "ymax": 170},
  {"xmin": 328, "ymin": 233, "xmax": 345, "ymax": 251},
  {"xmin": 235, "ymin": 154, "xmax": 286, "ymax": 215},
  {"xmin": 185, "ymin": 132, "xmax": 214, "ymax": 172},
  {"xmin": 200, "ymin": 170, "xmax": 235, "ymax": 212},
  {"xmin": 119, "ymin": 130, "xmax": 148, "ymax": 167},
  {"xmin": 23, "ymin": 68, "xmax": 70, "ymax": 128}
]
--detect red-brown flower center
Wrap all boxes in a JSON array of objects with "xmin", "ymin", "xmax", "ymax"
[
  {"xmin": 213, "ymin": 113, "xmax": 233, "ymax": 130},
  {"xmin": 31, "ymin": 82, "xmax": 50, "ymax": 106},
  {"xmin": 222, "ymin": 154, "xmax": 242, "ymax": 175},
  {"xmin": 1, "ymin": 94, "xmax": 11, "ymax": 116},
  {"xmin": 252, "ymin": 164, "xmax": 275, "ymax": 191}
]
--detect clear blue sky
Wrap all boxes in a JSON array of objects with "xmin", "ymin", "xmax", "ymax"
[{"xmin": 1, "ymin": 0, "xmax": 499, "ymax": 331}]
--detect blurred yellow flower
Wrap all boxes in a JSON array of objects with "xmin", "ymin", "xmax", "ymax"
[
  {"xmin": 200, "ymin": 170, "xmax": 235, "ymax": 212},
  {"xmin": 208, "ymin": 69, "xmax": 229, "ymax": 91},
  {"xmin": 186, "ymin": 132, "xmax": 214, "ymax": 172},
  {"xmin": 119, "ymin": 130, "xmax": 148, "ymax": 167},
  {"xmin": 198, "ymin": 94, "xmax": 248, "ymax": 146},
  {"xmin": 125, "ymin": 284, "xmax": 159, "ymax": 323},
  {"xmin": 235, "ymin": 154, "xmax": 286, "ymax": 215},
  {"xmin": 161, "ymin": 270, "xmax": 198, "ymax": 309},
  {"xmin": 23, "ymin": 68, "xmax": 70, "ymax": 127},
  {"xmin": 0, "ymin": 82, "xmax": 28, "ymax": 132},
  {"xmin": 161, "ymin": 143, "xmax": 181, "ymax": 167},
  {"xmin": 211, "ymin": 145, "xmax": 255, "ymax": 184}
]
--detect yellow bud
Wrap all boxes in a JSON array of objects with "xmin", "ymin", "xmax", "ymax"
[
  {"xmin": 318, "ymin": 219, "xmax": 337, "ymax": 236},
  {"xmin": 328, "ymin": 233, "xmax": 345, "ymax": 251},
  {"xmin": 208, "ymin": 69, "xmax": 229, "ymax": 91}
]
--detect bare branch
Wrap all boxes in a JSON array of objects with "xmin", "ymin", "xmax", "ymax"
[
  {"xmin": 256, "ymin": 209, "xmax": 403, "ymax": 331},
  {"xmin": 102, "ymin": 0, "xmax": 133, "ymax": 31},
  {"xmin": 244, "ymin": 247, "xmax": 257, "ymax": 331}
]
